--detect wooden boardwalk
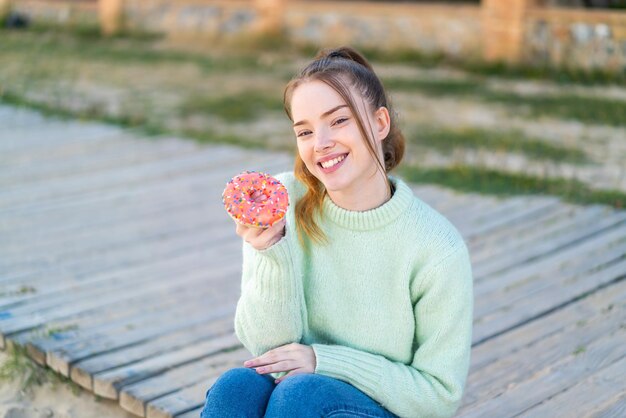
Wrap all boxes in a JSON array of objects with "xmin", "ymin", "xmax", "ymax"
[{"xmin": 1, "ymin": 104, "xmax": 625, "ymax": 417}]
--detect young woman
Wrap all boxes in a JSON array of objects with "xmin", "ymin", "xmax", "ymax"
[{"xmin": 201, "ymin": 46, "xmax": 473, "ymax": 418}]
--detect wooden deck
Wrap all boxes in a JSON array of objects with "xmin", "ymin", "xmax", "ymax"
[{"xmin": 1, "ymin": 104, "xmax": 625, "ymax": 417}]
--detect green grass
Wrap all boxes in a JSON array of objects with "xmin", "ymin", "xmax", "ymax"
[
  {"xmin": 180, "ymin": 128, "xmax": 283, "ymax": 150},
  {"xmin": 0, "ymin": 285, "xmax": 36, "ymax": 298},
  {"xmin": 0, "ymin": 28, "xmax": 266, "ymax": 74},
  {"xmin": 0, "ymin": 89, "xmax": 157, "ymax": 131},
  {"xmin": 399, "ymin": 164, "xmax": 626, "ymax": 210},
  {"xmin": 4, "ymin": 88, "xmax": 622, "ymax": 210},
  {"xmin": 0, "ymin": 344, "xmax": 82, "ymax": 394},
  {"xmin": 0, "ymin": 89, "xmax": 291, "ymax": 151},
  {"xmin": 27, "ymin": 20, "xmax": 164, "ymax": 41},
  {"xmin": 483, "ymin": 92, "xmax": 626, "ymax": 127},
  {"xmin": 180, "ymin": 91, "xmax": 284, "ymax": 122},
  {"xmin": 385, "ymin": 77, "xmax": 626, "ymax": 126},
  {"xmin": 410, "ymin": 127, "xmax": 590, "ymax": 164},
  {"xmin": 363, "ymin": 46, "xmax": 625, "ymax": 85},
  {"xmin": 6, "ymin": 18, "xmax": 624, "ymax": 85}
]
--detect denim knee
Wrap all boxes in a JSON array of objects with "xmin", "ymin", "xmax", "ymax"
[
  {"xmin": 265, "ymin": 374, "xmax": 324, "ymax": 416},
  {"xmin": 201, "ymin": 367, "xmax": 275, "ymax": 418},
  {"xmin": 272, "ymin": 373, "xmax": 321, "ymax": 398}
]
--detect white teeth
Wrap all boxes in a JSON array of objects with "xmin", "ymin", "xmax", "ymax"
[{"xmin": 320, "ymin": 155, "xmax": 346, "ymax": 169}]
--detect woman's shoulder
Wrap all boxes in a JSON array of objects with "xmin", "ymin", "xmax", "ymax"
[{"xmin": 396, "ymin": 177, "xmax": 467, "ymax": 256}]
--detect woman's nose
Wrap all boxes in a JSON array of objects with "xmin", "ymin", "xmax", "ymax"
[{"xmin": 314, "ymin": 130, "xmax": 334, "ymax": 152}]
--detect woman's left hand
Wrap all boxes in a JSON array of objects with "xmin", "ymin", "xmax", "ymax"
[{"xmin": 243, "ymin": 343, "xmax": 317, "ymax": 384}]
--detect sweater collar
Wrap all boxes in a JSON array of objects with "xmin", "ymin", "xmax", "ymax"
[{"xmin": 321, "ymin": 175, "xmax": 413, "ymax": 231}]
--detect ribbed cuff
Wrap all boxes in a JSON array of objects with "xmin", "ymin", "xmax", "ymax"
[{"xmin": 311, "ymin": 343, "xmax": 383, "ymax": 400}]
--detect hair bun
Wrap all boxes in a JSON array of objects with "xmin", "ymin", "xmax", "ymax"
[
  {"xmin": 327, "ymin": 51, "xmax": 347, "ymax": 59},
  {"xmin": 316, "ymin": 46, "xmax": 375, "ymax": 72}
]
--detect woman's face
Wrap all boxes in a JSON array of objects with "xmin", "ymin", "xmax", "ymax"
[{"xmin": 290, "ymin": 80, "xmax": 389, "ymax": 197}]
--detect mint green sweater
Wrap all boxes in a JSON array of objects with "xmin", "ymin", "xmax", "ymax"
[{"xmin": 234, "ymin": 172, "xmax": 474, "ymax": 418}]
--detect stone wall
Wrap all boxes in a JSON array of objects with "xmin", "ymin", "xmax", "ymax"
[
  {"xmin": 12, "ymin": 0, "xmax": 98, "ymax": 25},
  {"xmin": 121, "ymin": 0, "xmax": 258, "ymax": 37},
  {"xmin": 284, "ymin": 2, "xmax": 482, "ymax": 58},
  {"xmin": 9, "ymin": 0, "xmax": 626, "ymax": 71},
  {"xmin": 525, "ymin": 7, "xmax": 626, "ymax": 71},
  {"xmin": 118, "ymin": 0, "xmax": 482, "ymax": 57}
]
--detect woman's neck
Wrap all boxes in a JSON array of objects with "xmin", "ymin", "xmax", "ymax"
[{"xmin": 326, "ymin": 172, "xmax": 392, "ymax": 212}]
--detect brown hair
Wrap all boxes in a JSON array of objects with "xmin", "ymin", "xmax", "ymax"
[{"xmin": 283, "ymin": 46, "xmax": 405, "ymax": 248}]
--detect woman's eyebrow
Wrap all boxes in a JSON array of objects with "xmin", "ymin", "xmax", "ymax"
[{"xmin": 293, "ymin": 105, "xmax": 348, "ymax": 127}]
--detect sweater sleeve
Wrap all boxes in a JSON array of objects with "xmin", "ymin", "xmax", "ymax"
[
  {"xmin": 311, "ymin": 243, "xmax": 474, "ymax": 418},
  {"xmin": 233, "ymin": 222, "xmax": 306, "ymax": 375}
]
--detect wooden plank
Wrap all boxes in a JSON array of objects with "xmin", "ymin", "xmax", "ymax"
[
  {"xmin": 474, "ymin": 227, "xmax": 626, "ymax": 319},
  {"xmin": 0, "ymin": 152, "xmax": 276, "ymax": 252},
  {"xmin": 469, "ymin": 274, "xmax": 626, "ymax": 370},
  {"xmin": 93, "ymin": 333, "xmax": 241, "ymax": 399},
  {"xmin": 0, "ymin": 222, "xmax": 235, "ymax": 317},
  {"xmin": 0, "ymin": 145, "xmax": 242, "ymax": 209},
  {"xmin": 0, "ymin": 233, "xmax": 236, "ymax": 348},
  {"xmin": 409, "ymin": 184, "xmax": 457, "ymax": 207},
  {"xmin": 0, "ymin": 235, "xmax": 238, "ymax": 311},
  {"xmin": 0, "ymin": 155, "xmax": 291, "ymax": 237},
  {"xmin": 0, "ymin": 146, "xmax": 289, "ymax": 215},
  {"xmin": 468, "ymin": 202, "xmax": 579, "ymax": 255},
  {"xmin": 0, "ymin": 120, "xmax": 125, "ymax": 154},
  {"xmin": 466, "ymin": 280, "xmax": 626, "ymax": 403},
  {"xmin": 516, "ymin": 355, "xmax": 626, "ymax": 417},
  {"xmin": 458, "ymin": 319, "xmax": 626, "ymax": 417},
  {"xmin": 0, "ymin": 136, "xmax": 201, "ymax": 187},
  {"xmin": 427, "ymin": 193, "xmax": 491, "ymax": 220},
  {"xmin": 21, "ymin": 260, "xmax": 238, "ymax": 365},
  {"xmin": 461, "ymin": 196, "xmax": 562, "ymax": 239},
  {"xmin": 474, "ymin": 255, "xmax": 626, "ymax": 345},
  {"xmin": 465, "ymin": 298, "xmax": 626, "ymax": 412},
  {"xmin": 0, "ymin": 216, "xmax": 234, "ymax": 290},
  {"xmin": 0, "ymin": 154, "xmax": 286, "ymax": 238},
  {"xmin": 592, "ymin": 398, "xmax": 626, "ymax": 418},
  {"xmin": 467, "ymin": 200, "xmax": 576, "ymax": 248},
  {"xmin": 474, "ymin": 225, "xmax": 626, "ymax": 331},
  {"xmin": 470, "ymin": 204, "xmax": 604, "ymax": 265},
  {"xmin": 438, "ymin": 195, "xmax": 504, "ymax": 225},
  {"xmin": 174, "ymin": 407, "xmax": 203, "ymax": 418},
  {"xmin": 48, "ymin": 301, "xmax": 236, "ymax": 378},
  {"xmin": 0, "ymin": 134, "xmax": 143, "ymax": 174},
  {"xmin": 119, "ymin": 347, "xmax": 248, "ymax": 416},
  {"xmin": 475, "ymin": 217, "xmax": 626, "ymax": 295},
  {"xmin": 472, "ymin": 206, "xmax": 626, "ymax": 279},
  {"xmin": 1, "ymin": 199, "xmax": 228, "ymax": 269},
  {"xmin": 70, "ymin": 316, "xmax": 235, "ymax": 390},
  {"xmin": 146, "ymin": 376, "xmax": 222, "ymax": 418}
]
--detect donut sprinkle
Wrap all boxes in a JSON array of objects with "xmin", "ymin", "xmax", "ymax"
[{"xmin": 222, "ymin": 171, "xmax": 289, "ymax": 228}]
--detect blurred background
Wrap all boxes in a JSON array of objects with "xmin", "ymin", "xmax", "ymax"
[{"xmin": 1, "ymin": 0, "xmax": 625, "ymax": 207}]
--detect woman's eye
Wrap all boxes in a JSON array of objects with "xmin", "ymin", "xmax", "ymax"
[
  {"xmin": 333, "ymin": 117, "xmax": 348, "ymax": 125},
  {"xmin": 297, "ymin": 131, "xmax": 311, "ymax": 138}
]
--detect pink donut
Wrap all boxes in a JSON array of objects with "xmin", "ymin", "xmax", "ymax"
[{"xmin": 222, "ymin": 171, "xmax": 289, "ymax": 228}]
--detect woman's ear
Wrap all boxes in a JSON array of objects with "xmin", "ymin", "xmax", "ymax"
[{"xmin": 375, "ymin": 106, "xmax": 391, "ymax": 142}]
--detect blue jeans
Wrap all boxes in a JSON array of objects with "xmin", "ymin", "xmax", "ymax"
[{"xmin": 200, "ymin": 367, "xmax": 399, "ymax": 417}]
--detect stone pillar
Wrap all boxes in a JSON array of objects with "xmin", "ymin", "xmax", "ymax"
[
  {"xmin": 0, "ymin": 0, "xmax": 11, "ymax": 22},
  {"xmin": 481, "ymin": 0, "xmax": 544, "ymax": 63},
  {"xmin": 99, "ymin": 0, "xmax": 124, "ymax": 36},
  {"xmin": 253, "ymin": 0, "xmax": 286, "ymax": 35}
]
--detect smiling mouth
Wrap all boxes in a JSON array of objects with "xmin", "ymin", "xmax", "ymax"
[{"xmin": 318, "ymin": 153, "xmax": 348, "ymax": 169}]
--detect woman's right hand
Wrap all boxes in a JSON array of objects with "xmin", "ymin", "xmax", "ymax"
[
  {"xmin": 234, "ymin": 190, "xmax": 286, "ymax": 251},
  {"xmin": 236, "ymin": 218, "xmax": 286, "ymax": 251}
]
